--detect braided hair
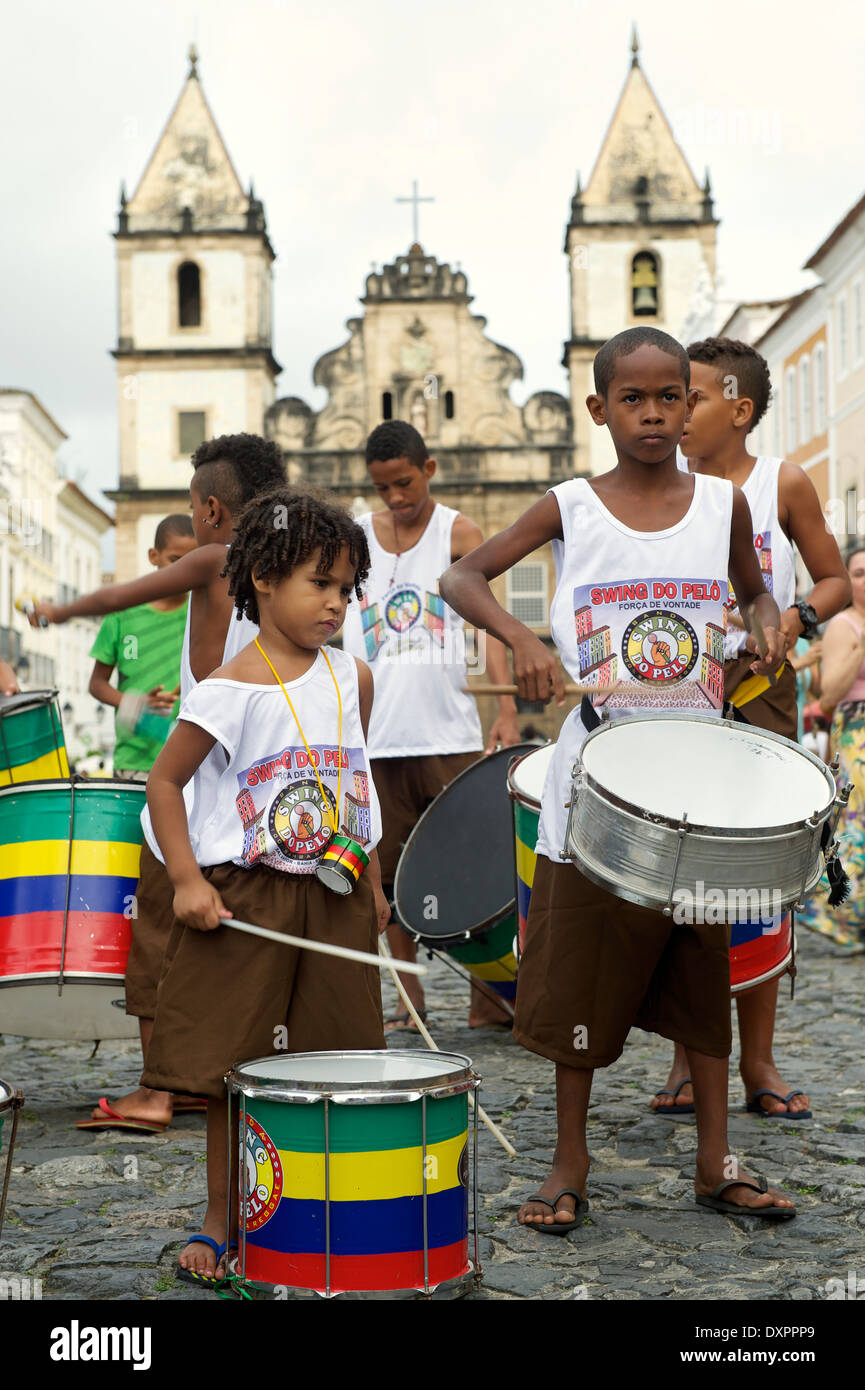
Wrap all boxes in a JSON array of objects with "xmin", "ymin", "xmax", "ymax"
[{"xmin": 221, "ymin": 488, "xmax": 371, "ymax": 624}]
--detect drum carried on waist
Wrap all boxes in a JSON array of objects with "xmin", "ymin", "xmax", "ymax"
[
  {"xmin": 563, "ymin": 714, "xmax": 839, "ymax": 922},
  {"xmin": 508, "ymin": 744, "xmax": 555, "ymax": 959},
  {"xmin": 227, "ymin": 1050, "xmax": 480, "ymax": 1298},
  {"xmin": 0, "ymin": 690, "xmax": 69, "ymax": 786},
  {"xmin": 0, "ymin": 778, "xmax": 144, "ymax": 1039},
  {"xmin": 394, "ymin": 745, "xmax": 537, "ymax": 1002}
]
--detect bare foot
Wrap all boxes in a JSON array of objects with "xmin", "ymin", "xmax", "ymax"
[
  {"xmin": 695, "ymin": 1161, "xmax": 795, "ymax": 1213},
  {"xmin": 741, "ymin": 1062, "xmax": 810, "ymax": 1116},
  {"xmin": 518, "ymin": 1158, "xmax": 589, "ymax": 1227},
  {"xmin": 89, "ymin": 1086, "xmax": 173, "ymax": 1126}
]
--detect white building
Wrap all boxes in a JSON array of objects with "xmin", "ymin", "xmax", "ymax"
[{"xmin": 55, "ymin": 480, "xmax": 115, "ymax": 765}]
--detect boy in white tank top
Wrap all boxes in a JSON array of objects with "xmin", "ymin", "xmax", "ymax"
[
  {"xmin": 650, "ymin": 340, "xmax": 849, "ymax": 1123},
  {"xmin": 341, "ymin": 421, "xmax": 522, "ymax": 1028},
  {"xmin": 143, "ymin": 488, "xmax": 389, "ymax": 1285},
  {"xmin": 29, "ymin": 433, "xmax": 287, "ymax": 1132},
  {"xmin": 442, "ymin": 328, "xmax": 797, "ymax": 1226}
]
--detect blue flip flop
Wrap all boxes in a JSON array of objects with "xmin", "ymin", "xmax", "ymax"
[
  {"xmin": 652, "ymin": 1077, "xmax": 694, "ymax": 1116},
  {"xmin": 175, "ymin": 1234, "xmax": 227, "ymax": 1288},
  {"xmin": 745, "ymin": 1089, "xmax": 812, "ymax": 1120}
]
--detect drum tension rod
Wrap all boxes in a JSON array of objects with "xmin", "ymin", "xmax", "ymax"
[{"xmin": 662, "ymin": 812, "xmax": 690, "ymax": 918}]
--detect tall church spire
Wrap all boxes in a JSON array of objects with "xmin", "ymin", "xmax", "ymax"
[{"xmin": 631, "ymin": 23, "xmax": 640, "ymax": 67}]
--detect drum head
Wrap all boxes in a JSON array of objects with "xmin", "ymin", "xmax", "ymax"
[
  {"xmin": 394, "ymin": 744, "xmax": 537, "ymax": 943},
  {"xmin": 508, "ymin": 744, "xmax": 555, "ymax": 805},
  {"xmin": 0, "ymin": 1079, "xmax": 12, "ymax": 1110},
  {"xmin": 229, "ymin": 1048, "xmax": 473, "ymax": 1094},
  {"xmin": 581, "ymin": 714, "xmax": 834, "ymax": 830}
]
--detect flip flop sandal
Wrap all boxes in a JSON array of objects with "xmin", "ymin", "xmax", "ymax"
[
  {"xmin": 173, "ymin": 1098, "xmax": 209, "ymax": 1114},
  {"xmin": 745, "ymin": 1089, "xmax": 812, "ymax": 1120},
  {"xmin": 383, "ymin": 1010, "xmax": 426, "ymax": 1033},
  {"xmin": 696, "ymin": 1173, "xmax": 796, "ymax": 1220},
  {"xmin": 75, "ymin": 1097, "xmax": 168, "ymax": 1133},
  {"xmin": 175, "ymin": 1235, "xmax": 228, "ymax": 1288},
  {"xmin": 651, "ymin": 1077, "xmax": 694, "ymax": 1116},
  {"xmin": 520, "ymin": 1188, "xmax": 589, "ymax": 1236}
]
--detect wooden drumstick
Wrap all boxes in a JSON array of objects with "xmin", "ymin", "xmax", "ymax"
[
  {"xmin": 377, "ymin": 938, "xmax": 517, "ymax": 1159},
  {"xmin": 224, "ymin": 917, "xmax": 427, "ymax": 975},
  {"xmin": 748, "ymin": 608, "xmax": 778, "ymax": 687},
  {"xmin": 463, "ymin": 682, "xmax": 622, "ymax": 696}
]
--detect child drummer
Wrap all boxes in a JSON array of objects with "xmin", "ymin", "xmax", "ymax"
[
  {"xmin": 441, "ymin": 327, "xmax": 796, "ymax": 1228},
  {"xmin": 144, "ymin": 489, "xmax": 390, "ymax": 1284}
]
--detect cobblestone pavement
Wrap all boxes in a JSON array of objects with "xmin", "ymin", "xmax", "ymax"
[{"xmin": 1, "ymin": 927, "xmax": 863, "ymax": 1302}]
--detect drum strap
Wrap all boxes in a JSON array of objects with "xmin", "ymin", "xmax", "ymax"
[
  {"xmin": 727, "ymin": 662, "xmax": 787, "ymax": 710},
  {"xmin": 580, "ymin": 695, "xmax": 601, "ymax": 732}
]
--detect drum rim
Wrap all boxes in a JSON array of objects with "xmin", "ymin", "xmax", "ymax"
[
  {"xmin": 0, "ymin": 776, "xmax": 147, "ymax": 798},
  {"xmin": 0, "ymin": 1078, "xmax": 13, "ymax": 1110},
  {"xmin": 394, "ymin": 742, "xmax": 537, "ymax": 940},
  {"xmin": 226, "ymin": 1047, "xmax": 479, "ymax": 1102},
  {"xmin": 406, "ymin": 907, "xmax": 517, "ymax": 951},
  {"xmin": 565, "ymin": 848, "xmax": 823, "ymax": 920},
  {"xmin": 730, "ymin": 947, "xmax": 793, "ymax": 994},
  {"xmin": 578, "ymin": 712, "xmax": 836, "ymax": 836},
  {"xmin": 506, "ymin": 744, "xmax": 553, "ymax": 810},
  {"xmin": 0, "ymin": 688, "xmax": 60, "ymax": 715}
]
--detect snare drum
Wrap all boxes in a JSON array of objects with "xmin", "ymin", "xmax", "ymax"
[
  {"xmin": 0, "ymin": 779, "xmax": 144, "ymax": 1039},
  {"xmin": 227, "ymin": 1050, "xmax": 480, "ymax": 1297},
  {"xmin": 0, "ymin": 690, "xmax": 69, "ymax": 785},
  {"xmin": 393, "ymin": 745, "xmax": 537, "ymax": 1001},
  {"xmin": 564, "ymin": 714, "xmax": 838, "ymax": 921},
  {"xmin": 508, "ymin": 745, "xmax": 555, "ymax": 959}
]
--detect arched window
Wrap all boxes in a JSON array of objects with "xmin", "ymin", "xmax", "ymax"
[
  {"xmin": 444, "ymin": 390, "xmax": 455, "ymax": 419},
  {"xmin": 631, "ymin": 252, "xmax": 659, "ymax": 317},
  {"xmin": 382, "ymin": 392, "xmax": 393, "ymax": 420},
  {"xmin": 178, "ymin": 261, "xmax": 201, "ymax": 327}
]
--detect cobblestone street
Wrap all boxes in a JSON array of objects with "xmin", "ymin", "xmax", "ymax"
[{"xmin": 1, "ymin": 926, "xmax": 864, "ymax": 1302}]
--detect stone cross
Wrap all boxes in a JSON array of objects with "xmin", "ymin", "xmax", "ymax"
[{"xmin": 395, "ymin": 180, "xmax": 435, "ymax": 244}]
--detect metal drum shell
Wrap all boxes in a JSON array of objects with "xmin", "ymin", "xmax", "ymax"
[{"xmin": 564, "ymin": 714, "xmax": 836, "ymax": 921}]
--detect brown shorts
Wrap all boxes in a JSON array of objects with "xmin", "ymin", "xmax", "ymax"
[
  {"xmin": 725, "ymin": 653, "xmax": 798, "ymax": 741},
  {"xmin": 124, "ymin": 841, "xmax": 176, "ymax": 1019},
  {"xmin": 142, "ymin": 862, "xmax": 385, "ymax": 1098},
  {"xmin": 372, "ymin": 751, "xmax": 481, "ymax": 884},
  {"xmin": 512, "ymin": 857, "xmax": 732, "ymax": 1069}
]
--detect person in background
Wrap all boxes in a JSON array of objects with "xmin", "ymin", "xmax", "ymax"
[
  {"xmin": 0, "ymin": 663, "xmax": 18, "ymax": 696},
  {"xmin": 798, "ymin": 546, "xmax": 865, "ymax": 952},
  {"xmin": 88, "ymin": 515, "xmax": 197, "ymax": 781}
]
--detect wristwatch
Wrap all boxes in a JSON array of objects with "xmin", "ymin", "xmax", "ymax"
[{"xmin": 793, "ymin": 600, "xmax": 819, "ymax": 637}]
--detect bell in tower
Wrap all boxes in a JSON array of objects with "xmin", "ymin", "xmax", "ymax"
[{"xmin": 631, "ymin": 252, "xmax": 659, "ymax": 316}]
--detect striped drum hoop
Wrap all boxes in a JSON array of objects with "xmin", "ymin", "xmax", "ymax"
[
  {"xmin": 0, "ymin": 779, "xmax": 144, "ymax": 1039},
  {"xmin": 227, "ymin": 1050, "xmax": 480, "ymax": 1297},
  {"xmin": 0, "ymin": 690, "xmax": 69, "ymax": 785},
  {"xmin": 507, "ymin": 745, "xmax": 555, "ymax": 958},
  {"xmin": 394, "ymin": 745, "xmax": 538, "ymax": 1002}
]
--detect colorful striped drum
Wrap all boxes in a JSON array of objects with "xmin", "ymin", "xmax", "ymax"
[
  {"xmin": 228, "ymin": 1050, "xmax": 480, "ymax": 1298},
  {"xmin": 0, "ymin": 690, "xmax": 69, "ymax": 785},
  {"xmin": 508, "ymin": 745, "xmax": 555, "ymax": 958},
  {"xmin": 0, "ymin": 779, "xmax": 144, "ymax": 1039},
  {"xmin": 316, "ymin": 834, "xmax": 369, "ymax": 895},
  {"xmin": 729, "ymin": 913, "xmax": 793, "ymax": 994}
]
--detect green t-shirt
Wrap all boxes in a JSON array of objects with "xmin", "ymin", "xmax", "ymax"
[{"xmin": 90, "ymin": 600, "xmax": 189, "ymax": 771}]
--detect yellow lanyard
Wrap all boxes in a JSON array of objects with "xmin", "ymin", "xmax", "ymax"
[{"xmin": 254, "ymin": 638, "xmax": 343, "ymax": 836}]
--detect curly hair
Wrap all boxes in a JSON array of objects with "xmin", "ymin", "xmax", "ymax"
[
  {"xmin": 687, "ymin": 338, "xmax": 773, "ymax": 433},
  {"xmin": 190, "ymin": 433, "xmax": 287, "ymax": 517},
  {"xmin": 221, "ymin": 488, "xmax": 371, "ymax": 624},
  {"xmin": 365, "ymin": 420, "xmax": 428, "ymax": 468},
  {"xmin": 593, "ymin": 327, "xmax": 690, "ymax": 397}
]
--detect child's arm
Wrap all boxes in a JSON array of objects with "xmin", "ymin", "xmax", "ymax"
[
  {"xmin": 354, "ymin": 656, "xmax": 391, "ymax": 935},
  {"xmin": 440, "ymin": 494, "xmax": 566, "ymax": 706},
  {"xmin": 728, "ymin": 489, "xmax": 785, "ymax": 672},
  {"xmin": 89, "ymin": 660, "xmax": 122, "ymax": 711},
  {"xmin": 27, "ymin": 544, "xmax": 225, "ymax": 626},
  {"xmin": 0, "ymin": 661, "xmax": 19, "ymax": 695},
  {"xmin": 147, "ymin": 720, "xmax": 233, "ymax": 932},
  {"xmin": 451, "ymin": 514, "xmax": 521, "ymax": 750},
  {"xmin": 779, "ymin": 463, "xmax": 851, "ymax": 648}
]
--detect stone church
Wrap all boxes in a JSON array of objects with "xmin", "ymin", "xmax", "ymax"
[{"xmin": 108, "ymin": 33, "xmax": 719, "ymax": 697}]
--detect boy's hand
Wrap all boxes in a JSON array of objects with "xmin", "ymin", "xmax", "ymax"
[
  {"xmin": 510, "ymin": 631, "xmax": 565, "ymax": 706},
  {"xmin": 27, "ymin": 601, "xmax": 63, "ymax": 627},
  {"xmin": 173, "ymin": 876, "xmax": 232, "ymax": 932},
  {"xmin": 745, "ymin": 625, "xmax": 786, "ymax": 675},
  {"xmin": 373, "ymin": 885, "xmax": 391, "ymax": 935},
  {"xmin": 485, "ymin": 710, "xmax": 522, "ymax": 753},
  {"xmin": 147, "ymin": 684, "xmax": 180, "ymax": 711}
]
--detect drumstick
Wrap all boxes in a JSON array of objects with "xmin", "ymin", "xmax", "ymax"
[
  {"xmin": 748, "ymin": 608, "xmax": 778, "ymax": 688},
  {"xmin": 224, "ymin": 917, "xmax": 427, "ymax": 976},
  {"xmin": 463, "ymin": 682, "xmax": 622, "ymax": 696},
  {"xmin": 378, "ymin": 938, "xmax": 517, "ymax": 1159}
]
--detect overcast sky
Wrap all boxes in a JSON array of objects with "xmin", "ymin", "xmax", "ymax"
[{"xmin": 2, "ymin": 0, "xmax": 864, "ymax": 534}]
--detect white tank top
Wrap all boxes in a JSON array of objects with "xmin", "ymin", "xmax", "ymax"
[
  {"xmin": 142, "ymin": 571, "xmax": 260, "ymax": 863},
  {"xmin": 341, "ymin": 504, "xmax": 483, "ymax": 758},
  {"xmin": 678, "ymin": 456, "xmax": 796, "ymax": 658},
  {"xmin": 535, "ymin": 474, "xmax": 733, "ymax": 861},
  {"xmin": 175, "ymin": 647, "xmax": 380, "ymax": 871}
]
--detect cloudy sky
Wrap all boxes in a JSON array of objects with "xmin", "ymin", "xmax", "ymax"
[{"xmin": 2, "ymin": 0, "xmax": 864, "ymax": 538}]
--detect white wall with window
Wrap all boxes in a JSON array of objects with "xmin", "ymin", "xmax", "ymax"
[
  {"xmin": 784, "ymin": 367, "xmax": 797, "ymax": 454},
  {"xmin": 799, "ymin": 355, "xmax": 812, "ymax": 443},
  {"xmin": 854, "ymin": 277, "xmax": 864, "ymax": 365},
  {"xmin": 837, "ymin": 294, "xmax": 849, "ymax": 377},
  {"xmin": 813, "ymin": 342, "xmax": 827, "ymax": 433},
  {"xmin": 506, "ymin": 561, "xmax": 548, "ymax": 628}
]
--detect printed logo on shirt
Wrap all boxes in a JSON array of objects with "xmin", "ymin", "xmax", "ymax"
[
  {"xmin": 358, "ymin": 583, "xmax": 446, "ymax": 662},
  {"xmin": 728, "ymin": 529, "xmax": 773, "ymax": 613},
  {"xmin": 622, "ymin": 611, "xmax": 698, "ymax": 683},
  {"xmin": 269, "ymin": 778, "xmax": 337, "ymax": 864},
  {"xmin": 235, "ymin": 745, "xmax": 374, "ymax": 872},
  {"xmin": 386, "ymin": 587, "xmax": 421, "ymax": 632},
  {"xmin": 244, "ymin": 1116, "xmax": 283, "ymax": 1232}
]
